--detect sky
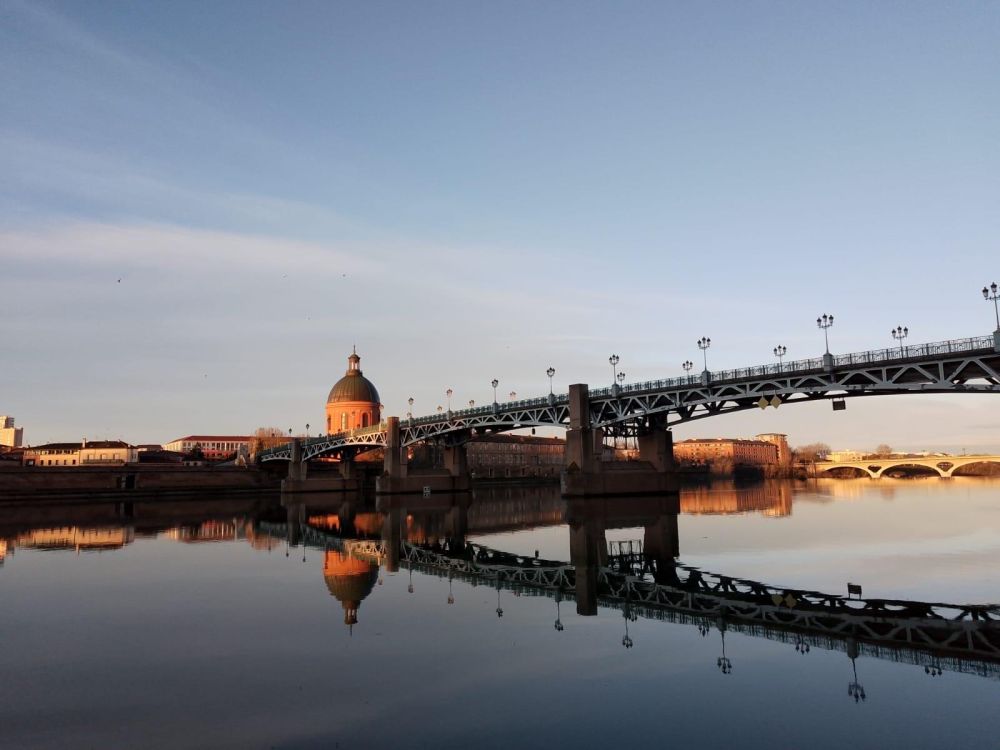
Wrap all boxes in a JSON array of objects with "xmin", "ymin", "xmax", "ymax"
[{"xmin": 1, "ymin": 0, "xmax": 999, "ymax": 451}]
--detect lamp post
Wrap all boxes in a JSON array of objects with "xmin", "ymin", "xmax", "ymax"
[
  {"xmin": 491, "ymin": 379, "xmax": 499, "ymax": 405},
  {"xmin": 817, "ymin": 314, "xmax": 834, "ymax": 354},
  {"xmin": 891, "ymin": 325, "xmax": 908, "ymax": 356},
  {"xmin": 468, "ymin": 399, "xmax": 475, "ymax": 409},
  {"xmin": 509, "ymin": 391, "xmax": 517, "ymax": 402},
  {"xmin": 446, "ymin": 388, "xmax": 453, "ymax": 413},
  {"xmin": 407, "ymin": 397, "xmax": 414, "ymax": 422},
  {"xmin": 697, "ymin": 337, "xmax": 711, "ymax": 373},
  {"xmin": 773, "ymin": 345, "xmax": 787, "ymax": 371},
  {"xmin": 617, "ymin": 371, "xmax": 625, "ymax": 388},
  {"xmin": 305, "ymin": 423, "xmax": 310, "ymax": 437},
  {"xmin": 609, "ymin": 354, "xmax": 620, "ymax": 385},
  {"xmin": 984, "ymin": 282, "xmax": 1000, "ymax": 331},
  {"xmin": 682, "ymin": 360, "xmax": 693, "ymax": 382},
  {"xmin": 436, "ymin": 405, "xmax": 443, "ymax": 414},
  {"xmin": 546, "ymin": 366, "xmax": 556, "ymax": 395}
]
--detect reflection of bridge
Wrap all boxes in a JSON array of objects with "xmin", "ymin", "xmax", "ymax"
[
  {"xmin": 817, "ymin": 455, "xmax": 1000, "ymax": 479},
  {"xmin": 263, "ymin": 493, "xmax": 1000, "ymax": 681},
  {"xmin": 261, "ymin": 334, "xmax": 1000, "ymax": 497}
]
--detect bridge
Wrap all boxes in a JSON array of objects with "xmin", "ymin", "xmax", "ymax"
[
  {"xmin": 817, "ymin": 455, "xmax": 1000, "ymax": 479},
  {"xmin": 260, "ymin": 332, "xmax": 1000, "ymax": 496},
  {"xmin": 260, "ymin": 517, "xmax": 1000, "ymax": 683}
]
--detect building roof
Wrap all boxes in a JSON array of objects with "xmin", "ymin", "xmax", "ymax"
[
  {"xmin": 28, "ymin": 440, "xmax": 133, "ymax": 451},
  {"xmin": 166, "ymin": 436, "xmax": 254, "ymax": 443},
  {"xmin": 327, "ymin": 349, "xmax": 380, "ymax": 405}
]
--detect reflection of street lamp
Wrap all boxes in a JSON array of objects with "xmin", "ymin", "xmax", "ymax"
[
  {"xmin": 984, "ymin": 282, "xmax": 1000, "ymax": 331},
  {"xmin": 496, "ymin": 580, "xmax": 504, "ymax": 618},
  {"xmin": 407, "ymin": 561, "xmax": 414, "ymax": 594},
  {"xmin": 794, "ymin": 636, "xmax": 810, "ymax": 654},
  {"xmin": 817, "ymin": 314, "xmax": 834, "ymax": 354},
  {"xmin": 891, "ymin": 325, "xmax": 908, "ymax": 356},
  {"xmin": 848, "ymin": 659, "xmax": 866, "ymax": 702},
  {"xmin": 773, "ymin": 345, "xmax": 787, "ymax": 371},
  {"xmin": 717, "ymin": 625, "xmax": 732, "ymax": 674},
  {"xmin": 447, "ymin": 572, "xmax": 455, "ymax": 605},
  {"xmin": 622, "ymin": 601, "xmax": 636, "ymax": 649},
  {"xmin": 697, "ymin": 337, "xmax": 711, "ymax": 372},
  {"xmin": 554, "ymin": 590, "xmax": 564, "ymax": 631}
]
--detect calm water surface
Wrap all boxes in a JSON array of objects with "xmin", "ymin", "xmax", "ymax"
[{"xmin": 2, "ymin": 478, "xmax": 999, "ymax": 749}]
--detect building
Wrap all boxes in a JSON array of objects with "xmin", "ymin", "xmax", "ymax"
[
  {"xmin": 755, "ymin": 433, "xmax": 791, "ymax": 466},
  {"xmin": 326, "ymin": 348, "xmax": 382, "ymax": 433},
  {"xmin": 465, "ymin": 434, "xmax": 566, "ymax": 479},
  {"xmin": 23, "ymin": 440, "xmax": 138, "ymax": 467},
  {"xmin": 163, "ymin": 436, "xmax": 254, "ymax": 461},
  {"xmin": 827, "ymin": 450, "xmax": 864, "ymax": 462},
  {"xmin": 0, "ymin": 416, "xmax": 23, "ymax": 448},
  {"xmin": 673, "ymin": 437, "xmax": 779, "ymax": 474}
]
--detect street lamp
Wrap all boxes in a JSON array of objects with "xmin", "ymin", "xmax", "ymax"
[
  {"xmin": 546, "ymin": 366, "xmax": 556, "ymax": 395},
  {"xmin": 491, "ymin": 379, "xmax": 499, "ymax": 404},
  {"xmin": 682, "ymin": 360, "xmax": 693, "ymax": 381},
  {"xmin": 305, "ymin": 423, "xmax": 310, "ymax": 437},
  {"xmin": 617, "ymin": 371, "xmax": 626, "ymax": 387},
  {"xmin": 509, "ymin": 391, "xmax": 517, "ymax": 402},
  {"xmin": 773, "ymin": 345, "xmax": 787, "ymax": 371},
  {"xmin": 468, "ymin": 399, "xmax": 475, "ymax": 409},
  {"xmin": 446, "ymin": 388, "xmax": 453, "ymax": 412},
  {"xmin": 817, "ymin": 314, "xmax": 834, "ymax": 354},
  {"xmin": 609, "ymin": 354, "xmax": 620, "ymax": 385},
  {"xmin": 697, "ymin": 337, "xmax": 711, "ymax": 372},
  {"xmin": 891, "ymin": 325, "xmax": 909, "ymax": 356},
  {"xmin": 984, "ymin": 282, "xmax": 1000, "ymax": 331},
  {"xmin": 436, "ymin": 405, "xmax": 443, "ymax": 414},
  {"xmin": 407, "ymin": 397, "xmax": 414, "ymax": 422}
]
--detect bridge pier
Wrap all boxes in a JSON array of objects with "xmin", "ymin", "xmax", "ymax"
[
  {"xmin": 376, "ymin": 417, "xmax": 471, "ymax": 494},
  {"xmin": 561, "ymin": 384, "xmax": 678, "ymax": 497}
]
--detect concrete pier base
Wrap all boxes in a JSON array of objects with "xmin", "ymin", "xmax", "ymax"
[
  {"xmin": 376, "ymin": 416, "xmax": 471, "ymax": 494},
  {"xmin": 561, "ymin": 384, "xmax": 678, "ymax": 497}
]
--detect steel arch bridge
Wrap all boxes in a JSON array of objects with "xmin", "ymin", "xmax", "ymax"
[{"xmin": 258, "ymin": 333, "xmax": 1000, "ymax": 463}]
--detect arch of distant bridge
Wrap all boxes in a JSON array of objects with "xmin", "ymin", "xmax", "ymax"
[{"xmin": 816, "ymin": 456, "xmax": 1000, "ymax": 479}]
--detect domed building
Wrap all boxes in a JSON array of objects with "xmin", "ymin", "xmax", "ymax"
[
  {"xmin": 326, "ymin": 348, "xmax": 382, "ymax": 434},
  {"xmin": 323, "ymin": 549, "xmax": 379, "ymax": 629}
]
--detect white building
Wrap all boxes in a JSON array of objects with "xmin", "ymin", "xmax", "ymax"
[{"xmin": 0, "ymin": 416, "xmax": 24, "ymax": 448}]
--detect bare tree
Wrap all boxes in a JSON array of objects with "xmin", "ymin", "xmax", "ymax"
[
  {"xmin": 793, "ymin": 442, "xmax": 831, "ymax": 461},
  {"xmin": 251, "ymin": 427, "xmax": 288, "ymax": 456},
  {"xmin": 873, "ymin": 443, "xmax": 893, "ymax": 457}
]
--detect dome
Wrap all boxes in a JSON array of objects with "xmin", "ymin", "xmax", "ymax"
[{"xmin": 327, "ymin": 349, "xmax": 381, "ymax": 405}]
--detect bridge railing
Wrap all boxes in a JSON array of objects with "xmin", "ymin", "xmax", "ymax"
[{"xmin": 587, "ymin": 334, "xmax": 995, "ymax": 398}]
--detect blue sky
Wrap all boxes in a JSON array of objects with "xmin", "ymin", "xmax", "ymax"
[{"xmin": 2, "ymin": 0, "xmax": 999, "ymax": 450}]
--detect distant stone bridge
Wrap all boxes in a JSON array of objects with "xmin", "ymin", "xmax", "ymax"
[{"xmin": 816, "ymin": 455, "xmax": 1000, "ymax": 479}]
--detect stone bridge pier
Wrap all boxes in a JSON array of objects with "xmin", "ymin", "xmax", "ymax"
[
  {"xmin": 561, "ymin": 384, "xmax": 678, "ymax": 497},
  {"xmin": 376, "ymin": 417, "xmax": 471, "ymax": 494}
]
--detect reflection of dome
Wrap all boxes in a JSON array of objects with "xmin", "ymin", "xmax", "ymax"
[
  {"xmin": 327, "ymin": 351, "xmax": 380, "ymax": 405},
  {"xmin": 323, "ymin": 550, "xmax": 379, "ymax": 628}
]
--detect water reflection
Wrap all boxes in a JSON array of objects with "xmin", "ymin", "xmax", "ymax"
[{"xmin": 3, "ymin": 479, "xmax": 1000, "ymax": 732}]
